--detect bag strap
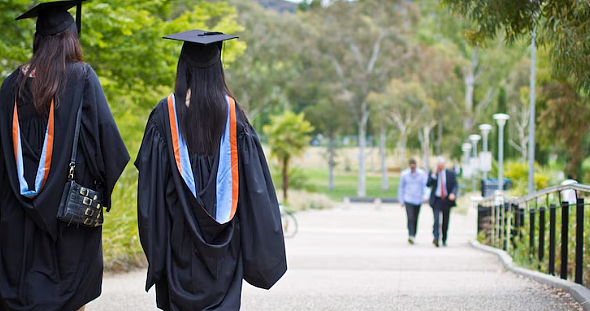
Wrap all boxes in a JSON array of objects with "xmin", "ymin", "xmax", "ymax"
[{"xmin": 67, "ymin": 93, "xmax": 84, "ymax": 180}]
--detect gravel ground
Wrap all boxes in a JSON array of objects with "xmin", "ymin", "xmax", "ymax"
[{"xmin": 88, "ymin": 204, "xmax": 584, "ymax": 311}]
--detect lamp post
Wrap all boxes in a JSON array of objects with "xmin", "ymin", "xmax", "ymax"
[
  {"xmin": 478, "ymin": 124, "xmax": 493, "ymax": 180},
  {"xmin": 461, "ymin": 143, "xmax": 472, "ymax": 179},
  {"xmin": 493, "ymin": 113, "xmax": 510, "ymax": 193},
  {"xmin": 469, "ymin": 134, "xmax": 481, "ymax": 192}
]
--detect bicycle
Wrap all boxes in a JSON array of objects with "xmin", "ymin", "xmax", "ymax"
[{"xmin": 279, "ymin": 204, "xmax": 298, "ymax": 238}]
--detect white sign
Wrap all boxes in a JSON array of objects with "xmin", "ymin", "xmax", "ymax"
[
  {"xmin": 479, "ymin": 152, "xmax": 492, "ymax": 172},
  {"xmin": 470, "ymin": 157, "xmax": 480, "ymax": 171},
  {"xmin": 462, "ymin": 164, "xmax": 472, "ymax": 178}
]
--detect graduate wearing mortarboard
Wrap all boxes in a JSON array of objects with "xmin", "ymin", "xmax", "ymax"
[
  {"xmin": 135, "ymin": 30, "xmax": 287, "ymax": 311},
  {"xmin": 0, "ymin": 1, "xmax": 129, "ymax": 311}
]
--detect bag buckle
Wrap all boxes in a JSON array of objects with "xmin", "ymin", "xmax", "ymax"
[
  {"xmin": 79, "ymin": 187, "xmax": 90, "ymax": 197},
  {"xmin": 85, "ymin": 208, "xmax": 94, "ymax": 217},
  {"xmin": 68, "ymin": 164, "xmax": 75, "ymax": 179},
  {"xmin": 84, "ymin": 218, "xmax": 93, "ymax": 226},
  {"xmin": 83, "ymin": 197, "xmax": 93, "ymax": 205}
]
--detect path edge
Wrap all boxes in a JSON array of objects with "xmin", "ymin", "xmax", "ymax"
[{"xmin": 469, "ymin": 240, "xmax": 590, "ymax": 310}]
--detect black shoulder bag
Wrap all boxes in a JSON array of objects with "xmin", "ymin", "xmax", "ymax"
[{"xmin": 57, "ymin": 95, "xmax": 104, "ymax": 227}]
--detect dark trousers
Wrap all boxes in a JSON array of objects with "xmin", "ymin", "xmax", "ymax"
[
  {"xmin": 404, "ymin": 203, "xmax": 421, "ymax": 237},
  {"xmin": 432, "ymin": 198, "xmax": 451, "ymax": 242}
]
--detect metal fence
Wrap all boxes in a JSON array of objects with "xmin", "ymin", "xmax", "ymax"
[{"xmin": 477, "ymin": 183, "xmax": 590, "ymax": 285}]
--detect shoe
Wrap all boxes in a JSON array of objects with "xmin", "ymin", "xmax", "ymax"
[
  {"xmin": 442, "ymin": 241, "xmax": 447, "ymax": 247},
  {"xmin": 408, "ymin": 237, "xmax": 415, "ymax": 245},
  {"xmin": 433, "ymin": 239, "xmax": 439, "ymax": 247}
]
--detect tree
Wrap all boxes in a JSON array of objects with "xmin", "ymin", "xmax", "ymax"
[
  {"xmin": 303, "ymin": 0, "xmax": 417, "ymax": 197},
  {"xmin": 505, "ymin": 58, "xmax": 533, "ymax": 162},
  {"xmin": 0, "ymin": 0, "xmax": 32, "ymax": 78},
  {"xmin": 263, "ymin": 111, "xmax": 314, "ymax": 202},
  {"xmin": 441, "ymin": 0, "xmax": 590, "ymax": 91},
  {"xmin": 369, "ymin": 79, "xmax": 431, "ymax": 189},
  {"xmin": 225, "ymin": 0, "xmax": 307, "ymax": 127},
  {"xmin": 303, "ymin": 87, "xmax": 351, "ymax": 191},
  {"xmin": 0, "ymin": 0, "xmax": 246, "ymax": 155}
]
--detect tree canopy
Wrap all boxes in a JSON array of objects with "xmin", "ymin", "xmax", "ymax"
[{"xmin": 441, "ymin": 0, "xmax": 590, "ymax": 91}]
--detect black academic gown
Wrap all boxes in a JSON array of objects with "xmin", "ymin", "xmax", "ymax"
[
  {"xmin": 135, "ymin": 98, "xmax": 287, "ymax": 311},
  {"xmin": 0, "ymin": 63, "xmax": 129, "ymax": 311}
]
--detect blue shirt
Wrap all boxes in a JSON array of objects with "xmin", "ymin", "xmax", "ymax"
[{"xmin": 398, "ymin": 168, "xmax": 427, "ymax": 205}]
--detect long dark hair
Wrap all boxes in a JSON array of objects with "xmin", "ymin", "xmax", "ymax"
[
  {"xmin": 17, "ymin": 22, "xmax": 83, "ymax": 114},
  {"xmin": 174, "ymin": 42, "xmax": 235, "ymax": 155}
]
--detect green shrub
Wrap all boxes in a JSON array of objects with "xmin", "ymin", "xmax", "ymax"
[
  {"xmin": 504, "ymin": 162, "xmax": 553, "ymax": 196},
  {"xmin": 102, "ymin": 166, "xmax": 145, "ymax": 271}
]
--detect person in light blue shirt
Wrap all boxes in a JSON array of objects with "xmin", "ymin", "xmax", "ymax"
[{"xmin": 398, "ymin": 158, "xmax": 428, "ymax": 244}]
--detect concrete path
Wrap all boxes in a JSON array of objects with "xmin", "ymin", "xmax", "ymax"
[{"xmin": 88, "ymin": 203, "xmax": 584, "ymax": 311}]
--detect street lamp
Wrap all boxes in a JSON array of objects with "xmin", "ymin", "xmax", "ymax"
[
  {"xmin": 493, "ymin": 113, "xmax": 510, "ymax": 193},
  {"xmin": 468, "ymin": 134, "xmax": 481, "ymax": 192},
  {"xmin": 478, "ymin": 124, "xmax": 493, "ymax": 180}
]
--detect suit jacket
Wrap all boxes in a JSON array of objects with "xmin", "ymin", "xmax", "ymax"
[{"xmin": 427, "ymin": 169, "xmax": 458, "ymax": 208}]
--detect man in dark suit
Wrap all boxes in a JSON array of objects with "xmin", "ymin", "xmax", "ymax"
[{"xmin": 427, "ymin": 157, "xmax": 458, "ymax": 247}]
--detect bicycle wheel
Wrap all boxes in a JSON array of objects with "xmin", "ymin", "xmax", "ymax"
[{"xmin": 281, "ymin": 212, "xmax": 298, "ymax": 238}]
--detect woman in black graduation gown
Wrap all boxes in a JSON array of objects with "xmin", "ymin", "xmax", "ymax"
[
  {"xmin": 0, "ymin": 2, "xmax": 129, "ymax": 311},
  {"xmin": 135, "ymin": 30, "xmax": 287, "ymax": 311}
]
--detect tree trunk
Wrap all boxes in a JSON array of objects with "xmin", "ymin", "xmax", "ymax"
[
  {"xmin": 397, "ymin": 136, "xmax": 407, "ymax": 170},
  {"xmin": 436, "ymin": 117, "xmax": 443, "ymax": 156},
  {"xmin": 357, "ymin": 103, "xmax": 369, "ymax": 197},
  {"xmin": 380, "ymin": 121, "xmax": 388, "ymax": 191},
  {"xmin": 419, "ymin": 126, "xmax": 432, "ymax": 172},
  {"xmin": 328, "ymin": 133, "xmax": 336, "ymax": 190},
  {"xmin": 464, "ymin": 50, "xmax": 478, "ymax": 130},
  {"xmin": 282, "ymin": 157, "xmax": 289, "ymax": 203},
  {"xmin": 358, "ymin": 124, "xmax": 367, "ymax": 197}
]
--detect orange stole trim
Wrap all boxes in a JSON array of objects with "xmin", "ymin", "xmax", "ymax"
[
  {"xmin": 12, "ymin": 101, "xmax": 18, "ymax": 163},
  {"xmin": 40, "ymin": 101, "xmax": 54, "ymax": 189},
  {"xmin": 167, "ymin": 94, "xmax": 182, "ymax": 174},
  {"xmin": 228, "ymin": 97, "xmax": 239, "ymax": 220}
]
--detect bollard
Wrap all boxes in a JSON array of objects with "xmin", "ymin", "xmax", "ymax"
[{"xmin": 374, "ymin": 198, "xmax": 382, "ymax": 210}]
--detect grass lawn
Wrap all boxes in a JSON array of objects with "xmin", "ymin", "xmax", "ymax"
[{"xmin": 303, "ymin": 168, "xmax": 400, "ymax": 202}]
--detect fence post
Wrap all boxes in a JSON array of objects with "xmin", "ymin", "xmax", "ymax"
[
  {"xmin": 477, "ymin": 204, "xmax": 483, "ymax": 236},
  {"xmin": 575, "ymin": 197, "xmax": 584, "ymax": 284},
  {"xmin": 529, "ymin": 209, "xmax": 536, "ymax": 259},
  {"xmin": 498, "ymin": 203, "xmax": 503, "ymax": 249},
  {"xmin": 510, "ymin": 203, "xmax": 519, "ymax": 251},
  {"xmin": 490, "ymin": 204, "xmax": 495, "ymax": 247},
  {"xmin": 539, "ymin": 207, "xmax": 545, "ymax": 263},
  {"xmin": 497, "ymin": 203, "xmax": 502, "ymax": 248},
  {"xmin": 549, "ymin": 204, "xmax": 556, "ymax": 276},
  {"xmin": 561, "ymin": 201, "xmax": 569, "ymax": 280},
  {"xmin": 504, "ymin": 202, "xmax": 510, "ymax": 251}
]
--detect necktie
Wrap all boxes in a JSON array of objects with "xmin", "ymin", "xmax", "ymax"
[{"xmin": 440, "ymin": 171, "xmax": 446, "ymax": 199}]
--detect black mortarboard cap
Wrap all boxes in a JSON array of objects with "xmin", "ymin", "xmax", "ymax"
[
  {"xmin": 16, "ymin": 0, "xmax": 86, "ymax": 36},
  {"xmin": 164, "ymin": 30, "xmax": 239, "ymax": 68}
]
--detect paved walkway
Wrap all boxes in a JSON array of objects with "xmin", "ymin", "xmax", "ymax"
[{"xmin": 88, "ymin": 203, "xmax": 584, "ymax": 311}]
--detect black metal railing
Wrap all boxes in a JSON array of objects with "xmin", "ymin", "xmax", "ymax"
[{"xmin": 477, "ymin": 184, "xmax": 590, "ymax": 286}]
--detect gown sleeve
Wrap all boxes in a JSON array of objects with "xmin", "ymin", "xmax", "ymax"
[
  {"xmin": 134, "ymin": 114, "xmax": 170, "ymax": 291},
  {"xmin": 80, "ymin": 65, "xmax": 130, "ymax": 208},
  {"xmin": 238, "ymin": 126, "xmax": 287, "ymax": 290}
]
